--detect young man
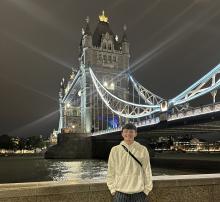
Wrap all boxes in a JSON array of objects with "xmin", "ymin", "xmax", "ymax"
[{"xmin": 106, "ymin": 123, "xmax": 153, "ymax": 202}]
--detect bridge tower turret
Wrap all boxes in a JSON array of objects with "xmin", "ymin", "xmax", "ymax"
[{"xmin": 121, "ymin": 24, "xmax": 130, "ymax": 68}]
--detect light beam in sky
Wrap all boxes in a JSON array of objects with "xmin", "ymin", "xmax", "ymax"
[
  {"xmin": 8, "ymin": 0, "xmax": 73, "ymax": 39},
  {"xmin": 129, "ymin": 2, "xmax": 220, "ymax": 74},
  {"xmin": 9, "ymin": 110, "xmax": 59, "ymax": 136},
  {"xmin": 0, "ymin": 74, "xmax": 58, "ymax": 102},
  {"xmin": 0, "ymin": 30, "xmax": 72, "ymax": 70}
]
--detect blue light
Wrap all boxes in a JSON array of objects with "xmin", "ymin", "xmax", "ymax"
[
  {"xmin": 108, "ymin": 116, "xmax": 119, "ymax": 128},
  {"xmin": 97, "ymin": 115, "xmax": 119, "ymax": 128}
]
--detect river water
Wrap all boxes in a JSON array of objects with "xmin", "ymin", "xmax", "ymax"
[{"xmin": 0, "ymin": 156, "xmax": 218, "ymax": 184}]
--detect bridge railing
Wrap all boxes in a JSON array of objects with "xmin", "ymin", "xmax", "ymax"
[
  {"xmin": 91, "ymin": 117, "xmax": 160, "ymax": 136},
  {"xmin": 168, "ymin": 102, "xmax": 220, "ymax": 121},
  {"xmin": 91, "ymin": 102, "xmax": 220, "ymax": 136}
]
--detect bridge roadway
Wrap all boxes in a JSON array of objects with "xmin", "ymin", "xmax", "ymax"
[
  {"xmin": 45, "ymin": 103, "xmax": 220, "ymax": 161},
  {"xmin": 91, "ymin": 106, "xmax": 220, "ymax": 158},
  {"xmin": 91, "ymin": 102, "xmax": 220, "ymax": 137}
]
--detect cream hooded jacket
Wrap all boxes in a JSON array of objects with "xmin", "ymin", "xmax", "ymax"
[{"xmin": 106, "ymin": 140, "xmax": 153, "ymax": 196}]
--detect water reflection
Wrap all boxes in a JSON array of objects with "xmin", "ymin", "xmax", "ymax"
[
  {"xmin": 47, "ymin": 159, "xmax": 108, "ymax": 182},
  {"xmin": 0, "ymin": 156, "xmax": 216, "ymax": 184}
]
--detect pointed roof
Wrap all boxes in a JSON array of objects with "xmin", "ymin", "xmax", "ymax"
[
  {"xmin": 99, "ymin": 10, "xmax": 109, "ymax": 23},
  {"xmin": 84, "ymin": 16, "xmax": 91, "ymax": 35},
  {"xmin": 92, "ymin": 11, "xmax": 121, "ymax": 50}
]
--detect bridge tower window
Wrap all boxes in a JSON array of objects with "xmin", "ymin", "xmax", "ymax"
[
  {"xmin": 108, "ymin": 55, "xmax": 112, "ymax": 63},
  {"xmin": 108, "ymin": 43, "xmax": 112, "ymax": 50},
  {"xmin": 103, "ymin": 42, "xmax": 107, "ymax": 50},
  {"xmin": 103, "ymin": 55, "xmax": 107, "ymax": 63}
]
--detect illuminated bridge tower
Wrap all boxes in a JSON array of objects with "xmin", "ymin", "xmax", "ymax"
[{"xmin": 79, "ymin": 11, "xmax": 130, "ymax": 133}]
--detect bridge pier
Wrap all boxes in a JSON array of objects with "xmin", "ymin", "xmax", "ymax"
[
  {"xmin": 45, "ymin": 131, "xmax": 154, "ymax": 159},
  {"xmin": 45, "ymin": 133, "xmax": 92, "ymax": 159}
]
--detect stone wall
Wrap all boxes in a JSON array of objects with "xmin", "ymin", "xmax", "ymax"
[{"xmin": 0, "ymin": 174, "xmax": 219, "ymax": 202}]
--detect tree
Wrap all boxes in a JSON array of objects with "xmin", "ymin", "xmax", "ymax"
[
  {"xmin": 18, "ymin": 138, "xmax": 26, "ymax": 150},
  {"xmin": 26, "ymin": 136, "xmax": 45, "ymax": 150},
  {"xmin": 0, "ymin": 134, "xmax": 13, "ymax": 150}
]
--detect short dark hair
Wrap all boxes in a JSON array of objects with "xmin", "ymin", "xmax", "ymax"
[{"xmin": 122, "ymin": 123, "xmax": 137, "ymax": 132}]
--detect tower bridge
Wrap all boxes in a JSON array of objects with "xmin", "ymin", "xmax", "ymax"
[{"xmin": 45, "ymin": 11, "xmax": 220, "ymax": 159}]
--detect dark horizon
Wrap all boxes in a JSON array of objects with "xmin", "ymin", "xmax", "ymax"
[{"xmin": 1, "ymin": 0, "xmax": 220, "ymax": 138}]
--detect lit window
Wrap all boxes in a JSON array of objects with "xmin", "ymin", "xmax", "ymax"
[
  {"xmin": 103, "ymin": 81, "xmax": 108, "ymax": 87},
  {"xmin": 110, "ymin": 82, "xmax": 115, "ymax": 89}
]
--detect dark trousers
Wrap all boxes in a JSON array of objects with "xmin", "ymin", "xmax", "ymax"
[{"xmin": 113, "ymin": 191, "xmax": 149, "ymax": 202}]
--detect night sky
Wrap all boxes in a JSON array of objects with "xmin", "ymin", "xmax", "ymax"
[{"xmin": 1, "ymin": 0, "xmax": 220, "ymax": 137}]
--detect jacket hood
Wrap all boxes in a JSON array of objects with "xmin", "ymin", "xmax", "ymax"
[{"xmin": 120, "ymin": 140, "xmax": 140, "ymax": 149}]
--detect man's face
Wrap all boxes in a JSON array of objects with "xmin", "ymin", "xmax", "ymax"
[{"xmin": 122, "ymin": 129, "xmax": 137, "ymax": 142}]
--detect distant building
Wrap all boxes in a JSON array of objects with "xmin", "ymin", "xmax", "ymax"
[
  {"xmin": 49, "ymin": 129, "xmax": 58, "ymax": 145},
  {"xmin": 11, "ymin": 136, "xmax": 20, "ymax": 147},
  {"xmin": 173, "ymin": 137, "xmax": 207, "ymax": 151}
]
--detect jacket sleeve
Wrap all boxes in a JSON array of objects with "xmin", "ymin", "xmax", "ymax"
[
  {"xmin": 142, "ymin": 147, "xmax": 153, "ymax": 196},
  {"xmin": 106, "ymin": 147, "xmax": 116, "ymax": 195}
]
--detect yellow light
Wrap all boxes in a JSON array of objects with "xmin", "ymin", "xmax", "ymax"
[
  {"xmin": 104, "ymin": 81, "xmax": 108, "ymax": 87},
  {"xmin": 99, "ymin": 10, "xmax": 108, "ymax": 23},
  {"xmin": 160, "ymin": 101, "xmax": 168, "ymax": 112},
  {"xmin": 110, "ymin": 82, "xmax": 115, "ymax": 90}
]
